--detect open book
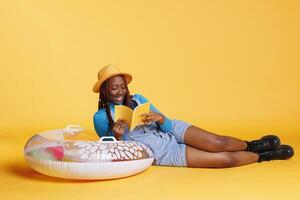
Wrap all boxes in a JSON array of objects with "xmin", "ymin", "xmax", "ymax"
[{"xmin": 114, "ymin": 102, "xmax": 150, "ymax": 131}]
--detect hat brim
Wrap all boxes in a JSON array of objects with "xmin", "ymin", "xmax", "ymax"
[{"xmin": 93, "ymin": 73, "xmax": 132, "ymax": 93}]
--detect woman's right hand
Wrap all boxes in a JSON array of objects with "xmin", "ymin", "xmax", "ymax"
[{"xmin": 112, "ymin": 119, "xmax": 127, "ymax": 140}]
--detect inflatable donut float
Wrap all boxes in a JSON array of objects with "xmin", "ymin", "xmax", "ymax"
[{"xmin": 24, "ymin": 125, "xmax": 154, "ymax": 180}]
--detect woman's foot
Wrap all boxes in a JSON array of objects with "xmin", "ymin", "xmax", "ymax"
[
  {"xmin": 257, "ymin": 145, "xmax": 294, "ymax": 162},
  {"xmin": 246, "ymin": 135, "xmax": 281, "ymax": 152}
]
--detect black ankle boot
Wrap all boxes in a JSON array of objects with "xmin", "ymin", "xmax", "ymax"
[
  {"xmin": 257, "ymin": 145, "xmax": 294, "ymax": 162},
  {"xmin": 246, "ymin": 135, "xmax": 281, "ymax": 153}
]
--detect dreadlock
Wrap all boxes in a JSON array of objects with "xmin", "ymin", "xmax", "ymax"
[{"xmin": 98, "ymin": 77, "xmax": 137, "ymax": 134}]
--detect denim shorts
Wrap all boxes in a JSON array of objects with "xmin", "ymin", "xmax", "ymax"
[
  {"xmin": 155, "ymin": 120, "xmax": 191, "ymax": 166},
  {"xmin": 125, "ymin": 119, "xmax": 191, "ymax": 167},
  {"xmin": 171, "ymin": 119, "xmax": 191, "ymax": 144},
  {"xmin": 122, "ymin": 119, "xmax": 191, "ymax": 167}
]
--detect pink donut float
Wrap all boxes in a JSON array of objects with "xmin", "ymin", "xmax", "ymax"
[{"xmin": 24, "ymin": 125, "xmax": 154, "ymax": 180}]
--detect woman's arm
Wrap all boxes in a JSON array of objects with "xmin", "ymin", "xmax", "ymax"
[
  {"xmin": 135, "ymin": 94, "xmax": 172, "ymax": 132},
  {"xmin": 93, "ymin": 111, "xmax": 112, "ymax": 137}
]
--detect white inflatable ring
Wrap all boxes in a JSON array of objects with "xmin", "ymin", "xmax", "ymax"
[{"xmin": 24, "ymin": 125, "xmax": 154, "ymax": 180}]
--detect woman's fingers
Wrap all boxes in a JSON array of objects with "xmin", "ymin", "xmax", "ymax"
[
  {"xmin": 140, "ymin": 111, "xmax": 163, "ymax": 124},
  {"xmin": 121, "ymin": 123, "xmax": 126, "ymax": 130},
  {"xmin": 112, "ymin": 120, "xmax": 127, "ymax": 140},
  {"xmin": 113, "ymin": 119, "xmax": 127, "ymax": 134},
  {"xmin": 113, "ymin": 120, "xmax": 121, "ymax": 130},
  {"xmin": 119, "ymin": 120, "xmax": 126, "ymax": 128},
  {"xmin": 142, "ymin": 115, "xmax": 156, "ymax": 123},
  {"xmin": 140, "ymin": 111, "xmax": 154, "ymax": 117},
  {"xmin": 114, "ymin": 119, "xmax": 122, "ymax": 128}
]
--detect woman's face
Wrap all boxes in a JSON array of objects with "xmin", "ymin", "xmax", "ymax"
[{"xmin": 107, "ymin": 75, "xmax": 127, "ymax": 104}]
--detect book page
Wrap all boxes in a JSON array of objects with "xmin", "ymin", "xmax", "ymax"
[
  {"xmin": 114, "ymin": 105, "xmax": 133, "ymax": 129},
  {"xmin": 131, "ymin": 102, "xmax": 150, "ymax": 131}
]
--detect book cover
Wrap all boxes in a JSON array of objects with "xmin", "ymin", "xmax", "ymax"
[{"xmin": 115, "ymin": 102, "xmax": 150, "ymax": 131}]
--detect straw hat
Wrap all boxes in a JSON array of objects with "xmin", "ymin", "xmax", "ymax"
[{"xmin": 93, "ymin": 64, "xmax": 132, "ymax": 93}]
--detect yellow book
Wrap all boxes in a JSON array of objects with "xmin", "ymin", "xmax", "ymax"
[{"xmin": 114, "ymin": 102, "xmax": 150, "ymax": 131}]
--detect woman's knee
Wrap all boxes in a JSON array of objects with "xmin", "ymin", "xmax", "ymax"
[
  {"xmin": 208, "ymin": 136, "xmax": 230, "ymax": 152},
  {"xmin": 219, "ymin": 152, "xmax": 239, "ymax": 167}
]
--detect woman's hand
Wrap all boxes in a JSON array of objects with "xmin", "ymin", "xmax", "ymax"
[
  {"xmin": 140, "ymin": 111, "xmax": 165, "ymax": 125},
  {"xmin": 112, "ymin": 119, "xmax": 127, "ymax": 140}
]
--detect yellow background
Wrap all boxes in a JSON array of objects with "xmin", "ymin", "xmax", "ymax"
[{"xmin": 0, "ymin": 0, "xmax": 299, "ymax": 200}]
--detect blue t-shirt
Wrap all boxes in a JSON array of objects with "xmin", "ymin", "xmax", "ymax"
[{"xmin": 93, "ymin": 93, "xmax": 172, "ymax": 137}]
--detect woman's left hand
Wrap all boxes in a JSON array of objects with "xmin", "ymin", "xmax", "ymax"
[{"xmin": 140, "ymin": 111, "xmax": 165, "ymax": 125}]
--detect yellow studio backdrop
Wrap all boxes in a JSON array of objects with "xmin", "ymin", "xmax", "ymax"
[{"xmin": 0, "ymin": 1, "xmax": 299, "ymax": 200}]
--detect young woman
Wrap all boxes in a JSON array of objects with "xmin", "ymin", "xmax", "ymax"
[{"xmin": 93, "ymin": 64, "xmax": 294, "ymax": 168}]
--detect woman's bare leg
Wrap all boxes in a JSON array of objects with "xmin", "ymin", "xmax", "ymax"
[
  {"xmin": 184, "ymin": 126, "xmax": 248, "ymax": 152},
  {"xmin": 186, "ymin": 145, "xmax": 259, "ymax": 168}
]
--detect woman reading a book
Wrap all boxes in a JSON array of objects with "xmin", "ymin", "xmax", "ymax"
[{"xmin": 93, "ymin": 64, "xmax": 294, "ymax": 168}]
